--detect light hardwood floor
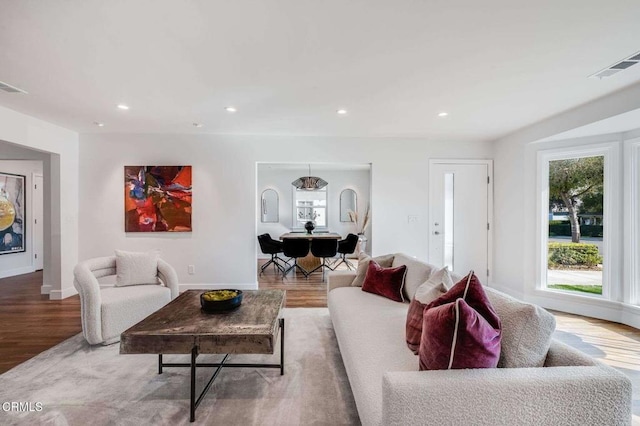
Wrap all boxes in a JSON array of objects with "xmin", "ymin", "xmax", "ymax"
[{"xmin": 1, "ymin": 264, "xmax": 639, "ymax": 419}]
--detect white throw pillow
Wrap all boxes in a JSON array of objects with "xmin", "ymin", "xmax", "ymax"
[
  {"xmin": 485, "ymin": 287, "xmax": 556, "ymax": 368},
  {"xmin": 414, "ymin": 266, "xmax": 454, "ymax": 303},
  {"xmin": 115, "ymin": 250, "xmax": 160, "ymax": 287}
]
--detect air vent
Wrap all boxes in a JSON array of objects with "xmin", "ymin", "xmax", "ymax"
[
  {"xmin": 590, "ymin": 50, "xmax": 640, "ymax": 79},
  {"xmin": 0, "ymin": 80, "xmax": 28, "ymax": 94},
  {"xmin": 592, "ymin": 69, "xmax": 622, "ymax": 79},
  {"xmin": 611, "ymin": 61, "xmax": 636, "ymax": 70}
]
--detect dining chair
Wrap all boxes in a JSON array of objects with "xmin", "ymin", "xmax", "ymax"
[
  {"xmin": 257, "ymin": 233, "xmax": 289, "ymax": 275},
  {"xmin": 333, "ymin": 233, "xmax": 359, "ymax": 270},
  {"xmin": 309, "ymin": 238, "xmax": 338, "ymax": 281},
  {"xmin": 282, "ymin": 238, "xmax": 311, "ymax": 278}
]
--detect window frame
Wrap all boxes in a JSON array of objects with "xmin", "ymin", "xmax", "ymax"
[
  {"xmin": 536, "ymin": 142, "xmax": 621, "ymax": 301},
  {"xmin": 625, "ymin": 137, "xmax": 640, "ymax": 305}
]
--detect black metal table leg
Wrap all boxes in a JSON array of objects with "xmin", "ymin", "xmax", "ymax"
[
  {"xmin": 280, "ymin": 317, "xmax": 285, "ymax": 375},
  {"xmin": 160, "ymin": 318, "xmax": 286, "ymax": 422},
  {"xmin": 190, "ymin": 346, "xmax": 198, "ymax": 422}
]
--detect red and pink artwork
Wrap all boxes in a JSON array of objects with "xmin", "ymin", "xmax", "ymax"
[{"xmin": 124, "ymin": 166, "xmax": 192, "ymax": 232}]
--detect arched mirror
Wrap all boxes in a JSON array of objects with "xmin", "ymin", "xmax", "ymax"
[
  {"xmin": 340, "ymin": 189, "xmax": 357, "ymax": 222},
  {"xmin": 261, "ymin": 189, "xmax": 279, "ymax": 223}
]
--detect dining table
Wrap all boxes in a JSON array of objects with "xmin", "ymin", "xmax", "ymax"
[{"xmin": 279, "ymin": 232, "xmax": 342, "ymax": 271}]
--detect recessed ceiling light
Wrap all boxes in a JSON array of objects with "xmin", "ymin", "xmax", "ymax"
[
  {"xmin": 93, "ymin": 121, "xmax": 105, "ymax": 127},
  {"xmin": 225, "ymin": 106, "xmax": 237, "ymax": 113},
  {"xmin": 193, "ymin": 123, "xmax": 203, "ymax": 128},
  {"xmin": 438, "ymin": 112, "xmax": 448, "ymax": 117},
  {"xmin": 337, "ymin": 109, "xmax": 348, "ymax": 115},
  {"xmin": 117, "ymin": 104, "xmax": 130, "ymax": 110}
]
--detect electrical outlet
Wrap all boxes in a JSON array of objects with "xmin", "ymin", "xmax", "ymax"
[
  {"xmin": 188, "ymin": 265, "xmax": 195, "ymax": 275},
  {"xmin": 407, "ymin": 215, "xmax": 419, "ymax": 224}
]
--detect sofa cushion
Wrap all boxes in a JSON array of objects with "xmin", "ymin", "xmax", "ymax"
[
  {"xmin": 405, "ymin": 267, "xmax": 453, "ymax": 353},
  {"xmin": 327, "ymin": 287, "xmax": 417, "ymax": 426},
  {"xmin": 352, "ymin": 253, "xmax": 395, "ymax": 287},
  {"xmin": 419, "ymin": 272, "xmax": 501, "ymax": 370},
  {"xmin": 362, "ymin": 261, "xmax": 407, "ymax": 302},
  {"xmin": 485, "ymin": 287, "xmax": 556, "ymax": 368},
  {"xmin": 392, "ymin": 253, "xmax": 434, "ymax": 301},
  {"xmin": 115, "ymin": 250, "xmax": 159, "ymax": 287}
]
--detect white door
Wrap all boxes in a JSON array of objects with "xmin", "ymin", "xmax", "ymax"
[
  {"xmin": 429, "ymin": 161, "xmax": 491, "ymax": 284},
  {"xmin": 33, "ymin": 174, "xmax": 44, "ymax": 271}
]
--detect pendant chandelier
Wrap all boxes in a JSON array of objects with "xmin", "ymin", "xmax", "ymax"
[{"xmin": 291, "ymin": 164, "xmax": 328, "ymax": 190}]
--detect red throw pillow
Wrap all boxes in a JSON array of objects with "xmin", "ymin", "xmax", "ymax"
[
  {"xmin": 419, "ymin": 272, "xmax": 501, "ymax": 370},
  {"xmin": 361, "ymin": 260, "xmax": 407, "ymax": 302}
]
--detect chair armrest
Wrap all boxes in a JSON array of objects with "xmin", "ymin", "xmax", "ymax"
[
  {"xmin": 327, "ymin": 271, "xmax": 357, "ymax": 293},
  {"xmin": 73, "ymin": 260, "xmax": 104, "ymax": 345},
  {"xmin": 157, "ymin": 258, "xmax": 179, "ymax": 299},
  {"xmin": 382, "ymin": 366, "xmax": 631, "ymax": 426}
]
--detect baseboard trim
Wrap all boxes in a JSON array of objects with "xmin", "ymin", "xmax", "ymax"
[
  {"xmin": 49, "ymin": 286, "xmax": 78, "ymax": 300},
  {"xmin": 179, "ymin": 283, "xmax": 259, "ymax": 292},
  {"xmin": 621, "ymin": 303, "xmax": 640, "ymax": 329},
  {"xmin": 40, "ymin": 284, "xmax": 52, "ymax": 295},
  {"xmin": 0, "ymin": 265, "xmax": 35, "ymax": 279}
]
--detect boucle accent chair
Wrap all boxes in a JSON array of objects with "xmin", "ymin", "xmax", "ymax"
[
  {"xmin": 327, "ymin": 253, "xmax": 632, "ymax": 426},
  {"xmin": 73, "ymin": 255, "xmax": 179, "ymax": 345}
]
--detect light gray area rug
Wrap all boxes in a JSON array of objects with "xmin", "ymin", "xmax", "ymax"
[{"xmin": 0, "ymin": 308, "xmax": 360, "ymax": 425}]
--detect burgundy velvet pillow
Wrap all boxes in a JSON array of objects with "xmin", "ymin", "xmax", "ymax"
[
  {"xmin": 418, "ymin": 272, "xmax": 501, "ymax": 370},
  {"xmin": 361, "ymin": 260, "xmax": 407, "ymax": 302}
]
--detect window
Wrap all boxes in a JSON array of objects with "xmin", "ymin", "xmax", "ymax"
[
  {"xmin": 537, "ymin": 143, "xmax": 620, "ymax": 300},
  {"xmin": 292, "ymin": 187, "xmax": 327, "ymax": 229}
]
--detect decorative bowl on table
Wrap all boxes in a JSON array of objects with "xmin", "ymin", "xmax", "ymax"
[{"xmin": 200, "ymin": 290, "xmax": 243, "ymax": 313}]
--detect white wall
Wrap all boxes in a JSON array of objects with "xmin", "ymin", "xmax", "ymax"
[
  {"xmin": 0, "ymin": 160, "xmax": 42, "ymax": 278},
  {"xmin": 79, "ymin": 133, "xmax": 491, "ymax": 290},
  {"xmin": 257, "ymin": 165, "xmax": 371, "ymax": 255},
  {"xmin": 0, "ymin": 107, "xmax": 79, "ymax": 299}
]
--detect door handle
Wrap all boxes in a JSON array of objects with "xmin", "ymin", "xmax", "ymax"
[{"xmin": 433, "ymin": 231, "xmax": 440, "ymax": 235}]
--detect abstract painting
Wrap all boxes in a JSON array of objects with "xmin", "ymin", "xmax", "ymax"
[
  {"xmin": 0, "ymin": 172, "xmax": 25, "ymax": 255},
  {"xmin": 124, "ymin": 166, "xmax": 192, "ymax": 232}
]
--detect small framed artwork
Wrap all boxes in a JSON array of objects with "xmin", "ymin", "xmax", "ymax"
[
  {"xmin": 124, "ymin": 166, "xmax": 192, "ymax": 232},
  {"xmin": 0, "ymin": 172, "xmax": 26, "ymax": 255}
]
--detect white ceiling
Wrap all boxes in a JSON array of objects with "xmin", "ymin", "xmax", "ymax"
[{"xmin": 1, "ymin": 1, "xmax": 640, "ymax": 142}]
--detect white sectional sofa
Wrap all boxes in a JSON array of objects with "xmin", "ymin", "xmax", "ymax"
[{"xmin": 327, "ymin": 253, "xmax": 632, "ymax": 426}]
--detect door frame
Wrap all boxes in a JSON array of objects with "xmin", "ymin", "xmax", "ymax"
[
  {"xmin": 32, "ymin": 172, "xmax": 44, "ymax": 271},
  {"xmin": 428, "ymin": 159, "xmax": 494, "ymax": 284}
]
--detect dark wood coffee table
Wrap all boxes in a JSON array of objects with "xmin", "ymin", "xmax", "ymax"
[{"xmin": 120, "ymin": 289, "xmax": 285, "ymax": 422}]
